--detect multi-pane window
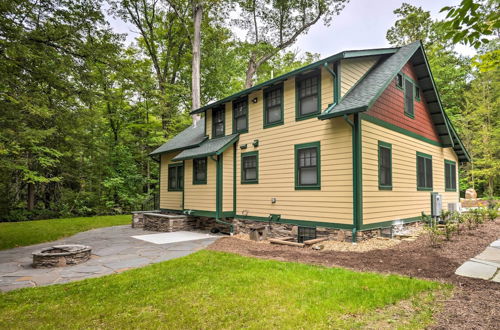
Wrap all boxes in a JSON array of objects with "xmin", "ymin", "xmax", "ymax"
[
  {"xmin": 378, "ymin": 141, "xmax": 392, "ymax": 190},
  {"xmin": 445, "ymin": 160, "xmax": 457, "ymax": 191},
  {"xmin": 241, "ymin": 151, "xmax": 258, "ymax": 184},
  {"xmin": 296, "ymin": 72, "xmax": 320, "ymax": 119},
  {"xmin": 295, "ymin": 142, "xmax": 320, "ymax": 189},
  {"xmin": 404, "ymin": 79, "xmax": 414, "ymax": 117},
  {"xmin": 168, "ymin": 163, "xmax": 183, "ymax": 191},
  {"xmin": 415, "ymin": 86, "xmax": 421, "ymax": 101},
  {"xmin": 193, "ymin": 157, "xmax": 207, "ymax": 184},
  {"xmin": 233, "ymin": 99, "xmax": 248, "ymax": 133},
  {"xmin": 417, "ymin": 152, "xmax": 433, "ymax": 190},
  {"xmin": 212, "ymin": 106, "xmax": 225, "ymax": 137},
  {"xmin": 264, "ymin": 84, "xmax": 283, "ymax": 127}
]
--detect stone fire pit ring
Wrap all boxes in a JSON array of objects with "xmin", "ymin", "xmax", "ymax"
[{"xmin": 32, "ymin": 244, "xmax": 92, "ymax": 268}]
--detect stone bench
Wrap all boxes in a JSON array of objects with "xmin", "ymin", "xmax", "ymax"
[{"xmin": 142, "ymin": 213, "xmax": 197, "ymax": 232}]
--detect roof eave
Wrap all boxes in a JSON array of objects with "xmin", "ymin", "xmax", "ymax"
[{"xmin": 148, "ymin": 136, "xmax": 208, "ymax": 157}]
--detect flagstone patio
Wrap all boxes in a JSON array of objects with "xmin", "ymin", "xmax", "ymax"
[
  {"xmin": 0, "ymin": 225, "xmax": 219, "ymax": 292},
  {"xmin": 455, "ymin": 239, "xmax": 500, "ymax": 282}
]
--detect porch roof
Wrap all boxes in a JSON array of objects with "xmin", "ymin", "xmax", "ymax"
[{"xmin": 172, "ymin": 134, "xmax": 239, "ymax": 161}]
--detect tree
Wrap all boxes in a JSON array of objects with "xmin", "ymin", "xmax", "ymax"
[
  {"xmin": 440, "ymin": 0, "xmax": 500, "ymax": 48},
  {"xmin": 232, "ymin": 0, "xmax": 349, "ymax": 88},
  {"xmin": 386, "ymin": 3, "xmax": 432, "ymax": 46}
]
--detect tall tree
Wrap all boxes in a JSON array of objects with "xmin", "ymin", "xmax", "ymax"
[{"xmin": 233, "ymin": 0, "xmax": 349, "ymax": 88}]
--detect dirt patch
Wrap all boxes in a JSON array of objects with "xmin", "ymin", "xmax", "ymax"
[{"xmin": 207, "ymin": 220, "xmax": 500, "ymax": 329}]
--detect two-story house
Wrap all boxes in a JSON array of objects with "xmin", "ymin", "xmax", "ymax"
[{"xmin": 149, "ymin": 41, "xmax": 469, "ymax": 241}]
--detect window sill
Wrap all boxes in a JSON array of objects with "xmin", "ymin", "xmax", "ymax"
[
  {"xmin": 296, "ymin": 112, "xmax": 320, "ymax": 122},
  {"xmin": 193, "ymin": 181, "xmax": 207, "ymax": 185},
  {"xmin": 168, "ymin": 189, "xmax": 183, "ymax": 192},
  {"xmin": 233, "ymin": 129, "xmax": 248, "ymax": 134},
  {"xmin": 445, "ymin": 188, "xmax": 457, "ymax": 192},
  {"xmin": 295, "ymin": 185, "xmax": 321, "ymax": 190},
  {"xmin": 417, "ymin": 187, "xmax": 433, "ymax": 191},
  {"xmin": 404, "ymin": 111, "xmax": 415, "ymax": 119},
  {"xmin": 378, "ymin": 186, "xmax": 393, "ymax": 191},
  {"xmin": 263, "ymin": 121, "xmax": 284, "ymax": 129},
  {"xmin": 241, "ymin": 181, "xmax": 258, "ymax": 185}
]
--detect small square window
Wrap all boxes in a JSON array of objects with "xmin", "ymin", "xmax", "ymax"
[
  {"xmin": 297, "ymin": 226, "xmax": 316, "ymax": 243},
  {"xmin": 415, "ymin": 86, "xmax": 421, "ymax": 101}
]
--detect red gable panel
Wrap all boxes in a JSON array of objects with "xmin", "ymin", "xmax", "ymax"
[{"xmin": 365, "ymin": 62, "xmax": 440, "ymax": 143}]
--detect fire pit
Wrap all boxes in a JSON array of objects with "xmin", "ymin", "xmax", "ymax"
[{"xmin": 32, "ymin": 244, "xmax": 92, "ymax": 268}]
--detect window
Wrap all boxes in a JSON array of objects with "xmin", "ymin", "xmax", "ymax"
[
  {"xmin": 417, "ymin": 152, "xmax": 433, "ymax": 190},
  {"xmin": 415, "ymin": 85, "xmax": 421, "ymax": 101},
  {"xmin": 193, "ymin": 157, "xmax": 207, "ymax": 184},
  {"xmin": 295, "ymin": 142, "xmax": 320, "ymax": 190},
  {"xmin": 296, "ymin": 71, "xmax": 320, "ymax": 120},
  {"xmin": 264, "ymin": 84, "xmax": 284, "ymax": 128},
  {"xmin": 396, "ymin": 73, "xmax": 403, "ymax": 89},
  {"xmin": 168, "ymin": 163, "xmax": 183, "ymax": 191},
  {"xmin": 233, "ymin": 98, "xmax": 248, "ymax": 133},
  {"xmin": 212, "ymin": 106, "xmax": 225, "ymax": 137},
  {"xmin": 404, "ymin": 78, "xmax": 414, "ymax": 118},
  {"xmin": 445, "ymin": 160, "xmax": 457, "ymax": 191},
  {"xmin": 241, "ymin": 151, "xmax": 258, "ymax": 184},
  {"xmin": 378, "ymin": 141, "xmax": 392, "ymax": 190}
]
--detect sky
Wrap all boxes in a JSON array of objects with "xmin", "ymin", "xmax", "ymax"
[{"xmin": 107, "ymin": 0, "xmax": 475, "ymax": 57}]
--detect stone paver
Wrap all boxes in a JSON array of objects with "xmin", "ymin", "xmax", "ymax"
[
  {"xmin": 455, "ymin": 239, "xmax": 500, "ymax": 282},
  {"xmin": 0, "ymin": 225, "xmax": 219, "ymax": 292}
]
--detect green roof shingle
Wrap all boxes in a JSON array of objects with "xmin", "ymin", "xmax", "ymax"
[
  {"xmin": 149, "ymin": 118, "xmax": 206, "ymax": 156},
  {"xmin": 172, "ymin": 134, "xmax": 239, "ymax": 161}
]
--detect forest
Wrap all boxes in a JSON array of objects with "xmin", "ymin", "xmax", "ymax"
[{"xmin": 0, "ymin": 0, "xmax": 498, "ymax": 221}]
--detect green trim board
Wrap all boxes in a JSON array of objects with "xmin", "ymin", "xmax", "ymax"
[
  {"xmin": 416, "ymin": 151, "xmax": 433, "ymax": 191},
  {"xmin": 378, "ymin": 140, "xmax": 392, "ymax": 190},
  {"xmin": 235, "ymin": 215, "xmax": 354, "ymax": 230},
  {"xmin": 241, "ymin": 151, "xmax": 259, "ymax": 184},
  {"xmin": 182, "ymin": 209, "xmax": 235, "ymax": 218},
  {"xmin": 360, "ymin": 216, "xmax": 421, "ymax": 230},
  {"xmin": 353, "ymin": 114, "xmax": 363, "ymax": 234},
  {"xmin": 263, "ymin": 83, "xmax": 284, "ymax": 128},
  {"xmin": 192, "ymin": 157, "xmax": 207, "ymax": 185},
  {"xmin": 360, "ymin": 114, "xmax": 443, "ymax": 147},
  {"xmin": 232, "ymin": 97, "xmax": 249, "ymax": 134},
  {"xmin": 294, "ymin": 141, "xmax": 321, "ymax": 190},
  {"xmin": 295, "ymin": 69, "xmax": 322, "ymax": 121},
  {"xmin": 444, "ymin": 159, "xmax": 457, "ymax": 192},
  {"xmin": 233, "ymin": 144, "xmax": 237, "ymax": 214},
  {"xmin": 190, "ymin": 47, "xmax": 398, "ymax": 115},
  {"xmin": 216, "ymin": 153, "xmax": 223, "ymax": 218}
]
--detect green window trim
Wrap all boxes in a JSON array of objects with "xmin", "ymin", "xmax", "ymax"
[
  {"xmin": 232, "ymin": 98, "xmax": 248, "ymax": 134},
  {"xmin": 295, "ymin": 70, "xmax": 322, "ymax": 121},
  {"xmin": 241, "ymin": 151, "xmax": 258, "ymax": 184},
  {"xmin": 378, "ymin": 141, "xmax": 392, "ymax": 190},
  {"xmin": 167, "ymin": 163, "xmax": 184, "ymax": 191},
  {"xmin": 416, "ymin": 151, "xmax": 433, "ymax": 191},
  {"xmin": 444, "ymin": 159, "xmax": 457, "ymax": 192},
  {"xmin": 212, "ymin": 106, "xmax": 225, "ymax": 138},
  {"xmin": 404, "ymin": 77, "xmax": 415, "ymax": 119},
  {"xmin": 395, "ymin": 73, "xmax": 403, "ymax": 90},
  {"xmin": 415, "ymin": 85, "xmax": 421, "ymax": 101},
  {"xmin": 295, "ymin": 141, "xmax": 321, "ymax": 190},
  {"xmin": 192, "ymin": 157, "xmax": 207, "ymax": 185},
  {"xmin": 263, "ymin": 83, "xmax": 284, "ymax": 129}
]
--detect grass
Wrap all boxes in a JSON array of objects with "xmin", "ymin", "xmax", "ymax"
[
  {"xmin": 0, "ymin": 250, "xmax": 449, "ymax": 329},
  {"xmin": 0, "ymin": 215, "xmax": 130, "ymax": 250}
]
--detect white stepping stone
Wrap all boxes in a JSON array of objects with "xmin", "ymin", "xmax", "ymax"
[
  {"xmin": 455, "ymin": 261, "xmax": 498, "ymax": 280},
  {"xmin": 132, "ymin": 231, "xmax": 214, "ymax": 244}
]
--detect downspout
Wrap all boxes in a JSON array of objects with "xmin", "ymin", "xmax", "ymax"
[
  {"xmin": 214, "ymin": 153, "xmax": 234, "ymax": 234},
  {"xmin": 343, "ymin": 114, "xmax": 362, "ymax": 242}
]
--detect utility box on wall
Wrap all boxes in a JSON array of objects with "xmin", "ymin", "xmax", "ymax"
[{"xmin": 431, "ymin": 192, "xmax": 442, "ymax": 217}]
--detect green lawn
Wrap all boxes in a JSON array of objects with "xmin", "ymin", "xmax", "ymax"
[
  {"xmin": 0, "ymin": 250, "xmax": 448, "ymax": 329},
  {"xmin": 0, "ymin": 215, "xmax": 130, "ymax": 250}
]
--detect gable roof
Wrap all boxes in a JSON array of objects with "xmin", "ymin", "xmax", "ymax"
[
  {"xmin": 172, "ymin": 134, "xmax": 239, "ymax": 161},
  {"xmin": 189, "ymin": 47, "xmax": 398, "ymax": 115},
  {"xmin": 318, "ymin": 41, "xmax": 470, "ymax": 163},
  {"xmin": 149, "ymin": 117, "xmax": 207, "ymax": 156}
]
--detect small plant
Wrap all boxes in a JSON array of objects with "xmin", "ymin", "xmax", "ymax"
[
  {"xmin": 421, "ymin": 212, "xmax": 442, "ymax": 247},
  {"xmin": 487, "ymin": 208, "xmax": 499, "ymax": 222},
  {"xmin": 464, "ymin": 212, "xmax": 475, "ymax": 230},
  {"xmin": 443, "ymin": 221, "xmax": 456, "ymax": 241},
  {"xmin": 453, "ymin": 212, "xmax": 465, "ymax": 235},
  {"xmin": 478, "ymin": 207, "xmax": 488, "ymax": 223}
]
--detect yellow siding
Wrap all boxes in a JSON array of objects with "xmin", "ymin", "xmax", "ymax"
[
  {"xmin": 340, "ymin": 56, "xmax": 379, "ymax": 97},
  {"xmin": 184, "ymin": 157, "xmax": 217, "ymax": 212},
  {"xmin": 362, "ymin": 119, "xmax": 460, "ymax": 224},
  {"xmin": 233, "ymin": 67, "xmax": 353, "ymax": 224},
  {"xmin": 205, "ymin": 109, "xmax": 212, "ymax": 139},
  {"xmin": 159, "ymin": 153, "xmax": 183, "ymax": 210},
  {"xmin": 225, "ymin": 102, "xmax": 232, "ymax": 134},
  {"xmin": 223, "ymin": 147, "xmax": 234, "ymax": 212}
]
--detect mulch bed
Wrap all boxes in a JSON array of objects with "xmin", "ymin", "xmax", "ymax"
[{"xmin": 207, "ymin": 220, "xmax": 500, "ymax": 329}]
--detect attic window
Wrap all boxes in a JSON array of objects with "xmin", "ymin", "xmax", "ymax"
[
  {"xmin": 415, "ymin": 86, "xmax": 421, "ymax": 101},
  {"xmin": 396, "ymin": 73, "xmax": 403, "ymax": 89},
  {"xmin": 404, "ymin": 79, "xmax": 414, "ymax": 118}
]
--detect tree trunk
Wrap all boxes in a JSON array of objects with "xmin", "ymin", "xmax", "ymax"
[
  {"xmin": 245, "ymin": 57, "xmax": 257, "ymax": 88},
  {"xmin": 27, "ymin": 182, "xmax": 35, "ymax": 211},
  {"xmin": 191, "ymin": 1, "xmax": 202, "ymax": 111}
]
